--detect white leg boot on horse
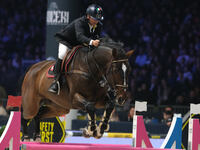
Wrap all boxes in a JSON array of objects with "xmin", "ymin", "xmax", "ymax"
[
  {"xmin": 97, "ymin": 100, "xmax": 115, "ymax": 138},
  {"xmin": 82, "ymin": 103, "xmax": 100, "ymax": 138},
  {"xmin": 83, "ymin": 114, "xmax": 98, "ymax": 138}
]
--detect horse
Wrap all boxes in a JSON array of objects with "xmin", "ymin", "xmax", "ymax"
[{"xmin": 21, "ymin": 38, "xmax": 134, "ymax": 140}]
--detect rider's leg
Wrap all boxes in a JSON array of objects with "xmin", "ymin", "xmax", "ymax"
[{"xmin": 48, "ymin": 43, "xmax": 70, "ymax": 94}]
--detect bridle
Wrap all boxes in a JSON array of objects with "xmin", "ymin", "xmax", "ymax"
[
  {"xmin": 101, "ymin": 57, "xmax": 129, "ymax": 105},
  {"xmin": 111, "ymin": 58, "xmax": 129, "ymax": 90}
]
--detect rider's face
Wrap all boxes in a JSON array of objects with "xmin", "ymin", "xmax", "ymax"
[{"xmin": 87, "ymin": 15, "xmax": 99, "ymax": 26}]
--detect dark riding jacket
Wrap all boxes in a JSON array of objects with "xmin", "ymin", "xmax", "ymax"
[{"xmin": 55, "ymin": 16, "xmax": 102, "ymax": 49}]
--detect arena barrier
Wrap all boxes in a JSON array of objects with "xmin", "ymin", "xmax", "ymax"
[
  {"xmin": 66, "ymin": 130, "xmax": 133, "ymax": 138},
  {"xmin": 187, "ymin": 103, "xmax": 200, "ymax": 150},
  {"xmin": 20, "ymin": 142, "xmax": 182, "ymax": 150},
  {"xmin": 0, "ymin": 111, "xmax": 21, "ymax": 150},
  {"xmin": 133, "ymin": 101, "xmax": 182, "ymax": 149},
  {"xmin": 0, "ymin": 111, "xmax": 179, "ymax": 150},
  {"xmin": 1, "ymin": 110, "xmax": 200, "ymax": 150},
  {"xmin": 132, "ymin": 115, "xmax": 182, "ymax": 149}
]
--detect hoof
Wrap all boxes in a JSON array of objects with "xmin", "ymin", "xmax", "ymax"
[
  {"xmin": 93, "ymin": 127, "xmax": 103, "ymax": 139},
  {"xmin": 30, "ymin": 138, "xmax": 34, "ymax": 142},
  {"xmin": 33, "ymin": 133, "xmax": 41, "ymax": 142},
  {"xmin": 93, "ymin": 130, "xmax": 98, "ymax": 138},
  {"xmin": 21, "ymin": 135, "xmax": 31, "ymax": 142},
  {"xmin": 104, "ymin": 124, "xmax": 110, "ymax": 132},
  {"xmin": 94, "ymin": 134, "xmax": 103, "ymax": 139},
  {"xmin": 23, "ymin": 138, "xmax": 31, "ymax": 142},
  {"xmin": 99, "ymin": 122, "xmax": 110, "ymax": 134},
  {"xmin": 83, "ymin": 128, "xmax": 91, "ymax": 138},
  {"xmin": 35, "ymin": 137, "xmax": 41, "ymax": 142}
]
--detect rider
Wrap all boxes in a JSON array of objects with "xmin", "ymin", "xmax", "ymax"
[{"xmin": 48, "ymin": 4, "xmax": 104, "ymax": 94}]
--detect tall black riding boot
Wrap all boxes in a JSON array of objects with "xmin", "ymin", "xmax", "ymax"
[{"xmin": 48, "ymin": 58, "xmax": 62, "ymax": 94}]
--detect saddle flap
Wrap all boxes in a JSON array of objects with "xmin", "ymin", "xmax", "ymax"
[
  {"xmin": 46, "ymin": 46, "xmax": 82, "ymax": 78},
  {"xmin": 63, "ymin": 45, "xmax": 82, "ymax": 72}
]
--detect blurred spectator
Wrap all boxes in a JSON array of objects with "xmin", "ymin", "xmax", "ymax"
[
  {"xmin": 175, "ymin": 95, "xmax": 187, "ymax": 105},
  {"xmin": 0, "ymin": 95, "xmax": 8, "ymax": 126},
  {"xmin": 0, "ymin": 0, "xmax": 46, "ymax": 95},
  {"xmin": 0, "ymin": 85, "xmax": 7, "ymax": 100},
  {"xmin": 134, "ymin": 83, "xmax": 150, "ymax": 102},
  {"xmin": 135, "ymin": 48, "xmax": 149, "ymax": 67},
  {"xmin": 158, "ymin": 79, "xmax": 170, "ymax": 105},
  {"xmin": 110, "ymin": 108, "xmax": 120, "ymax": 122},
  {"xmin": 161, "ymin": 106, "xmax": 174, "ymax": 127},
  {"xmin": 0, "ymin": 100, "xmax": 7, "ymax": 116},
  {"xmin": 176, "ymin": 50, "xmax": 190, "ymax": 66},
  {"xmin": 149, "ymin": 76, "xmax": 159, "ymax": 105},
  {"xmin": 128, "ymin": 106, "xmax": 135, "ymax": 122},
  {"xmin": 123, "ymin": 91, "xmax": 134, "ymax": 111},
  {"xmin": 0, "ymin": 85, "xmax": 7, "ymax": 115}
]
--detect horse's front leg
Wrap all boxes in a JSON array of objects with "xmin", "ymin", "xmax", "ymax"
[
  {"xmin": 73, "ymin": 93, "xmax": 98, "ymax": 138},
  {"xmin": 97, "ymin": 99, "xmax": 115, "ymax": 138},
  {"xmin": 83, "ymin": 102, "xmax": 98, "ymax": 138}
]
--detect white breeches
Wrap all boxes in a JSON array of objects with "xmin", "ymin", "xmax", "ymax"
[{"xmin": 58, "ymin": 43, "xmax": 70, "ymax": 60}]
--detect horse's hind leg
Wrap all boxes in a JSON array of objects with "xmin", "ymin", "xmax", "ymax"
[
  {"xmin": 22, "ymin": 90, "xmax": 42, "ymax": 141},
  {"xmin": 32, "ymin": 106, "xmax": 49, "ymax": 141},
  {"xmin": 21, "ymin": 112, "xmax": 32, "ymax": 141},
  {"xmin": 32, "ymin": 100, "xmax": 70, "ymax": 141}
]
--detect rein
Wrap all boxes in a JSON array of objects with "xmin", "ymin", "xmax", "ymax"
[
  {"xmin": 86, "ymin": 49, "xmax": 128, "ymax": 100},
  {"xmin": 112, "ymin": 59, "xmax": 128, "ymax": 63}
]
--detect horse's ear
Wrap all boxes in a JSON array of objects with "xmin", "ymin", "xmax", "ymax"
[
  {"xmin": 112, "ymin": 48, "xmax": 117, "ymax": 58},
  {"xmin": 126, "ymin": 50, "xmax": 135, "ymax": 58}
]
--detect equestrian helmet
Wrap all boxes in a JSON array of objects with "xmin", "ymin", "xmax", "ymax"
[{"xmin": 86, "ymin": 4, "xmax": 104, "ymax": 21}]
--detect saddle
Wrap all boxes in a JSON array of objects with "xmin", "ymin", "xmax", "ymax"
[{"xmin": 46, "ymin": 46, "xmax": 82, "ymax": 78}]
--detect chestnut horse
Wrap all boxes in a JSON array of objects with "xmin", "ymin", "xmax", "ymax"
[{"xmin": 21, "ymin": 38, "xmax": 134, "ymax": 140}]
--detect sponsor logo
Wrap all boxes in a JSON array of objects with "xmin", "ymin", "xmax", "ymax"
[{"xmin": 46, "ymin": 2, "xmax": 69, "ymax": 25}]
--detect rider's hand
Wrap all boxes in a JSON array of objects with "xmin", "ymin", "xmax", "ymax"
[{"xmin": 92, "ymin": 40, "xmax": 100, "ymax": 47}]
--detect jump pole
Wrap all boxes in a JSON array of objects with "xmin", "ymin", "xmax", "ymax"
[
  {"xmin": 0, "ymin": 111, "xmax": 21, "ymax": 150},
  {"xmin": 132, "ymin": 101, "xmax": 182, "ymax": 149},
  {"xmin": 188, "ymin": 103, "xmax": 200, "ymax": 150}
]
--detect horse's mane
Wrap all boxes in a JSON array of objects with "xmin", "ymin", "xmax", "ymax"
[
  {"xmin": 99, "ymin": 37, "xmax": 125, "ymax": 57},
  {"xmin": 100, "ymin": 37, "xmax": 123, "ymax": 49}
]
